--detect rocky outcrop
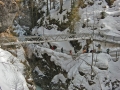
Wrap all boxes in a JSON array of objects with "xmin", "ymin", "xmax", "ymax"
[
  {"xmin": 14, "ymin": 2, "xmax": 32, "ymax": 28},
  {"xmin": 0, "ymin": 0, "xmax": 32, "ymax": 35},
  {"xmin": 14, "ymin": 0, "xmax": 37, "ymax": 35},
  {"xmin": 0, "ymin": 0, "xmax": 18, "ymax": 32}
]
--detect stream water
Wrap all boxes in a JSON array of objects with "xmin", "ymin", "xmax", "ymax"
[{"xmin": 36, "ymin": 85, "xmax": 42, "ymax": 90}]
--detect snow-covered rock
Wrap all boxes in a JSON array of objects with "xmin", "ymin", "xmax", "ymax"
[
  {"xmin": 0, "ymin": 48, "xmax": 29, "ymax": 90},
  {"xmin": 51, "ymin": 73, "xmax": 66, "ymax": 84}
]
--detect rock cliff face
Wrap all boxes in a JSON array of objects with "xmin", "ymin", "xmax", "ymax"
[
  {"xmin": 0, "ymin": 0, "xmax": 18, "ymax": 32},
  {"xmin": 14, "ymin": 0, "xmax": 32, "ymax": 28}
]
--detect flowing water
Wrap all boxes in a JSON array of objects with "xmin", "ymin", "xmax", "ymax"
[{"xmin": 36, "ymin": 85, "xmax": 42, "ymax": 90}]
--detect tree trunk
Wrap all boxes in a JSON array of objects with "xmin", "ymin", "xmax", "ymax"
[
  {"xmin": 53, "ymin": 0, "xmax": 55, "ymax": 9},
  {"xmin": 46, "ymin": 0, "xmax": 49, "ymax": 15},
  {"xmin": 59, "ymin": 0, "xmax": 63, "ymax": 13},
  {"xmin": 50, "ymin": 0, "xmax": 51, "ymax": 10}
]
